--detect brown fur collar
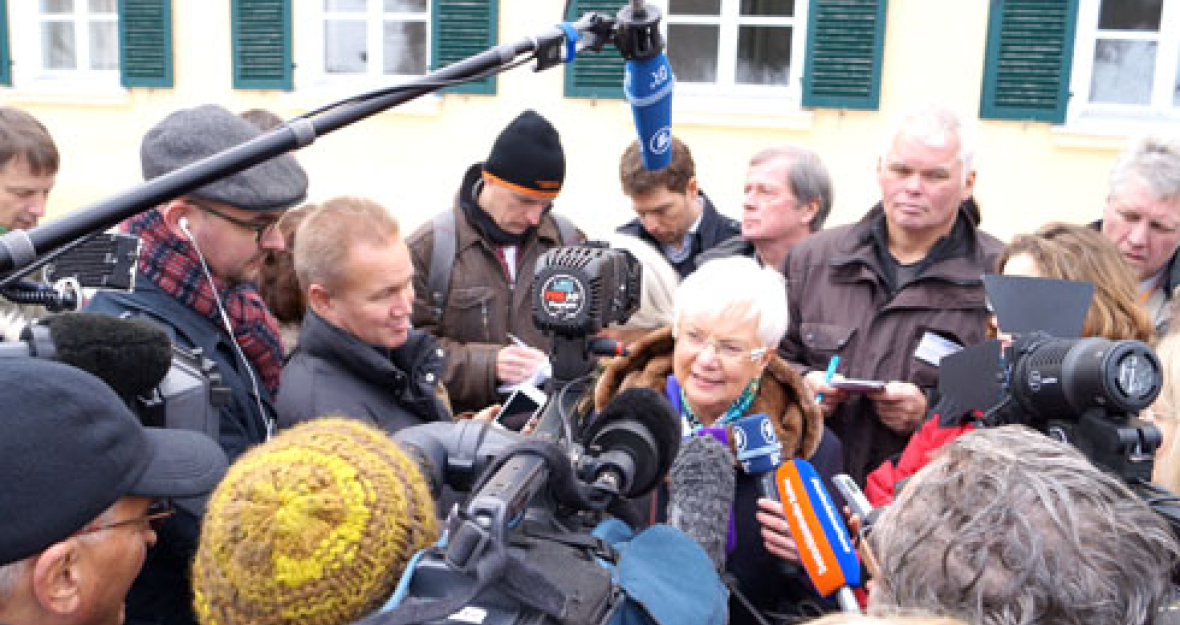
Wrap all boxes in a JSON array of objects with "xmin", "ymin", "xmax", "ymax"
[{"xmin": 594, "ymin": 326, "xmax": 823, "ymax": 459}]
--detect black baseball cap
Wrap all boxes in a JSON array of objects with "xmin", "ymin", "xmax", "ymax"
[{"xmin": 0, "ymin": 359, "xmax": 227, "ymax": 565}]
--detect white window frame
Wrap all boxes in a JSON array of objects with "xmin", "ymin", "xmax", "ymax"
[
  {"xmin": 8, "ymin": 0, "xmax": 122, "ymax": 93},
  {"xmin": 293, "ymin": 0, "xmax": 432, "ymax": 95},
  {"xmin": 652, "ymin": 0, "xmax": 808, "ymax": 113},
  {"xmin": 1066, "ymin": 0, "xmax": 1180, "ymax": 128}
]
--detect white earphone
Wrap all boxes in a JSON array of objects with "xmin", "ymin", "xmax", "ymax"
[{"xmin": 178, "ymin": 216, "xmax": 192, "ymax": 240}]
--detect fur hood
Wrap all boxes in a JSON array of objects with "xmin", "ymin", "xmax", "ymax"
[{"xmin": 594, "ymin": 326, "xmax": 824, "ymax": 460}]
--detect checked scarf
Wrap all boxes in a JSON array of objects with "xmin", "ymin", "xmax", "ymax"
[{"xmin": 126, "ymin": 210, "xmax": 284, "ymax": 395}]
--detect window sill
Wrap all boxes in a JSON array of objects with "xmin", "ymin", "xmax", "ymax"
[
  {"xmin": 1052, "ymin": 109, "xmax": 1180, "ymax": 147},
  {"xmin": 2, "ymin": 79, "xmax": 130, "ymax": 106},
  {"xmin": 672, "ymin": 94, "xmax": 813, "ymax": 130}
]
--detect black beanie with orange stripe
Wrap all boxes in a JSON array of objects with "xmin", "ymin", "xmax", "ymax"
[{"xmin": 482, "ymin": 110, "xmax": 565, "ymax": 199}]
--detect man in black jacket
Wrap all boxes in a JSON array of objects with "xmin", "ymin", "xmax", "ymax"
[
  {"xmin": 617, "ymin": 136, "xmax": 739, "ymax": 278},
  {"xmin": 277, "ymin": 197, "xmax": 452, "ymax": 432}
]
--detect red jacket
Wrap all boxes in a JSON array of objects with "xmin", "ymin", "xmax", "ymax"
[{"xmin": 865, "ymin": 411, "xmax": 978, "ymax": 507}]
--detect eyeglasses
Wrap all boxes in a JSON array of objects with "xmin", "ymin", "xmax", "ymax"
[
  {"xmin": 191, "ymin": 202, "xmax": 280, "ymax": 243},
  {"xmin": 679, "ymin": 327, "xmax": 767, "ymax": 364},
  {"xmin": 75, "ymin": 500, "xmax": 175, "ymax": 537}
]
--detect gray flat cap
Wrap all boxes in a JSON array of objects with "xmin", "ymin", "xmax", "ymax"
[{"xmin": 141, "ymin": 104, "xmax": 308, "ymax": 213}]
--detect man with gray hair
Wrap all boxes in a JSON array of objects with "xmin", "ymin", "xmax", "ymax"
[
  {"xmin": 781, "ymin": 104, "xmax": 1003, "ymax": 484},
  {"xmin": 867, "ymin": 425, "xmax": 1179, "ymax": 625},
  {"xmin": 1099, "ymin": 135, "xmax": 1180, "ymax": 333},
  {"xmin": 699, "ymin": 145, "xmax": 833, "ymax": 272}
]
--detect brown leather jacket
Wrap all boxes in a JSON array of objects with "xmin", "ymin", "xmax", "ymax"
[
  {"xmin": 781, "ymin": 204, "xmax": 1004, "ymax": 483},
  {"xmin": 408, "ymin": 165, "xmax": 582, "ymax": 413}
]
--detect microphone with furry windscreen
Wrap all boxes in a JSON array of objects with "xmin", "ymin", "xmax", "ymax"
[
  {"xmin": 668, "ymin": 434, "xmax": 736, "ymax": 570},
  {"xmin": 0, "ymin": 312, "xmax": 173, "ymax": 398}
]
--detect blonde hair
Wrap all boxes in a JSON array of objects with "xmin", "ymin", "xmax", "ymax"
[
  {"xmin": 294, "ymin": 197, "xmax": 401, "ymax": 293},
  {"xmin": 1150, "ymin": 332, "xmax": 1180, "ymax": 492}
]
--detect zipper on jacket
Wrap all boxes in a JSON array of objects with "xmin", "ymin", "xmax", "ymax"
[{"xmin": 481, "ymin": 300, "xmax": 490, "ymax": 342}]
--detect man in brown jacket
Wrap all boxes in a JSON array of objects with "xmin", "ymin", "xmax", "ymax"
[
  {"xmin": 408, "ymin": 110, "xmax": 581, "ymax": 413},
  {"xmin": 781, "ymin": 103, "xmax": 1004, "ymax": 484}
]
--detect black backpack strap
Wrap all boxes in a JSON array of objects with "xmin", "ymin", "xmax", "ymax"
[{"xmin": 427, "ymin": 210, "xmax": 457, "ymax": 325}]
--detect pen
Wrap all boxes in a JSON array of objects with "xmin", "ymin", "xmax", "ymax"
[
  {"xmin": 816, "ymin": 355, "xmax": 840, "ymax": 404},
  {"xmin": 506, "ymin": 333, "xmax": 527, "ymax": 348}
]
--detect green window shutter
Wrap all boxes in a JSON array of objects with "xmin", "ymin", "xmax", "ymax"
[
  {"xmin": 802, "ymin": 0, "xmax": 888, "ymax": 110},
  {"xmin": 563, "ymin": 0, "xmax": 625, "ymax": 99},
  {"xmin": 232, "ymin": 0, "xmax": 292, "ymax": 90},
  {"xmin": 979, "ymin": 0, "xmax": 1078, "ymax": 123},
  {"xmin": 118, "ymin": 0, "xmax": 172, "ymax": 88},
  {"xmin": 0, "ymin": 0, "xmax": 10, "ymax": 86},
  {"xmin": 431, "ymin": 0, "xmax": 498, "ymax": 95}
]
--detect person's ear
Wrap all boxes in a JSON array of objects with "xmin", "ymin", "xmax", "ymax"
[
  {"xmin": 30, "ymin": 541, "xmax": 83, "ymax": 617},
  {"xmin": 799, "ymin": 199, "xmax": 820, "ymax": 226},
  {"xmin": 962, "ymin": 169, "xmax": 977, "ymax": 200},
  {"xmin": 685, "ymin": 176, "xmax": 700, "ymax": 198},
  {"xmin": 160, "ymin": 199, "xmax": 196, "ymax": 241},
  {"xmin": 307, "ymin": 283, "xmax": 333, "ymax": 317}
]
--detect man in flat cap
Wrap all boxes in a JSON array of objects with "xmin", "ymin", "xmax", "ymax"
[
  {"xmin": 85, "ymin": 103, "xmax": 307, "ymax": 625},
  {"xmin": 408, "ymin": 109, "xmax": 582, "ymax": 414},
  {"xmin": 0, "ymin": 359, "xmax": 226, "ymax": 625}
]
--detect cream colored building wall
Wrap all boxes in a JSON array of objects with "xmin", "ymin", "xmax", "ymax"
[{"xmin": 1, "ymin": 0, "xmax": 1158, "ymax": 246}]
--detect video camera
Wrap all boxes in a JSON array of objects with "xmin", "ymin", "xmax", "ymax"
[{"xmin": 941, "ymin": 274, "xmax": 1179, "ymax": 535}]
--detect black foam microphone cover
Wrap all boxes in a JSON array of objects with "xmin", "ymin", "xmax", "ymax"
[
  {"xmin": 40, "ymin": 313, "xmax": 173, "ymax": 398},
  {"xmin": 584, "ymin": 387, "xmax": 681, "ymax": 496}
]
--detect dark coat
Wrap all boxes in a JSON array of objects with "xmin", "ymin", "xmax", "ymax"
[
  {"xmin": 407, "ymin": 164, "xmax": 583, "ymax": 413},
  {"xmin": 87, "ymin": 274, "xmax": 276, "ymax": 625},
  {"xmin": 276, "ymin": 310, "xmax": 451, "ymax": 432},
  {"xmin": 695, "ymin": 234, "xmax": 759, "ymax": 267},
  {"xmin": 617, "ymin": 191, "xmax": 740, "ymax": 278},
  {"xmin": 781, "ymin": 204, "xmax": 1004, "ymax": 484},
  {"xmin": 593, "ymin": 327, "xmax": 846, "ymax": 623}
]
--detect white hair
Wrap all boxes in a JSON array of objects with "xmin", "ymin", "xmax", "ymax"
[
  {"xmin": 673, "ymin": 256, "xmax": 788, "ymax": 347},
  {"xmin": 0, "ymin": 557, "xmax": 28, "ymax": 603},
  {"xmin": 882, "ymin": 103, "xmax": 977, "ymax": 183},
  {"xmin": 603, "ymin": 233, "xmax": 679, "ymax": 330}
]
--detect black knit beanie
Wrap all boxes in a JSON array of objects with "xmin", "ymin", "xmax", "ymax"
[{"xmin": 482, "ymin": 110, "xmax": 565, "ymax": 199}]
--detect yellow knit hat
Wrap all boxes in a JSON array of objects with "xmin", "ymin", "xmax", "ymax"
[{"xmin": 193, "ymin": 417, "xmax": 439, "ymax": 625}]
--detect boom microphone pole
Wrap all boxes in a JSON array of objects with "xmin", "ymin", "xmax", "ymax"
[{"xmin": 0, "ymin": 13, "xmax": 620, "ymax": 276}]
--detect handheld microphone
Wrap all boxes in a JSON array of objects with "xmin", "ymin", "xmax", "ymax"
[
  {"xmin": 581, "ymin": 387, "xmax": 682, "ymax": 498},
  {"xmin": 730, "ymin": 413, "xmax": 783, "ymax": 502},
  {"xmin": 776, "ymin": 458, "xmax": 862, "ymax": 612},
  {"xmin": 668, "ymin": 433, "xmax": 735, "ymax": 570},
  {"xmin": 0, "ymin": 312, "xmax": 174, "ymax": 398},
  {"xmin": 617, "ymin": 1, "xmax": 675, "ymax": 170}
]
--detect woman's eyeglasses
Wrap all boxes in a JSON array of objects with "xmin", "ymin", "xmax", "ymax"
[{"xmin": 679, "ymin": 328, "xmax": 768, "ymax": 364}]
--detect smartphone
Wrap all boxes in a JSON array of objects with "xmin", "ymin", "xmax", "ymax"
[
  {"xmin": 497, "ymin": 384, "xmax": 547, "ymax": 431},
  {"xmin": 833, "ymin": 473, "xmax": 874, "ymax": 520},
  {"xmin": 830, "ymin": 379, "xmax": 886, "ymax": 393}
]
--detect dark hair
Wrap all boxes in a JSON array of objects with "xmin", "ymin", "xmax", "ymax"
[
  {"xmin": 619, "ymin": 136, "xmax": 695, "ymax": 196},
  {"xmin": 258, "ymin": 203, "xmax": 317, "ymax": 324},
  {"xmin": 0, "ymin": 107, "xmax": 59, "ymax": 175}
]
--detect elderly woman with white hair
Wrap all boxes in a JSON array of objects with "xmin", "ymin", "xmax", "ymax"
[{"xmin": 591, "ymin": 255, "xmax": 843, "ymax": 625}]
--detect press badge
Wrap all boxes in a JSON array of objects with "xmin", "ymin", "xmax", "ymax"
[{"xmin": 914, "ymin": 331, "xmax": 962, "ymax": 366}]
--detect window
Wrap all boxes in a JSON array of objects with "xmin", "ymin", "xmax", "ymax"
[
  {"xmin": 10, "ymin": 0, "xmax": 119, "ymax": 87},
  {"xmin": 663, "ymin": 0, "xmax": 805, "ymax": 100},
  {"xmin": 1069, "ymin": 0, "xmax": 1180, "ymax": 122},
  {"xmin": 295, "ymin": 0, "xmax": 430, "ymax": 90}
]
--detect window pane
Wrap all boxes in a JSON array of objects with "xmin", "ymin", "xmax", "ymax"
[
  {"xmin": 741, "ymin": 0, "xmax": 793, "ymax": 17},
  {"xmin": 669, "ymin": 0, "xmax": 720, "ymax": 15},
  {"xmin": 1090, "ymin": 39, "xmax": 1156, "ymax": 104},
  {"xmin": 668, "ymin": 24, "xmax": 718, "ymax": 82},
  {"xmin": 88, "ymin": 0, "xmax": 116, "ymax": 13},
  {"xmin": 42, "ymin": 22, "xmax": 77, "ymax": 69},
  {"xmin": 383, "ymin": 20, "xmax": 426, "ymax": 74},
  {"xmin": 40, "ymin": 0, "xmax": 73, "ymax": 14},
  {"xmin": 736, "ymin": 25, "xmax": 790, "ymax": 85},
  {"xmin": 1098, "ymin": 0, "xmax": 1162, "ymax": 31},
  {"xmin": 385, "ymin": 0, "xmax": 426, "ymax": 11},
  {"xmin": 89, "ymin": 21, "xmax": 117, "ymax": 70},
  {"xmin": 325, "ymin": 20, "xmax": 368, "ymax": 73},
  {"xmin": 326, "ymin": 0, "xmax": 366, "ymax": 11}
]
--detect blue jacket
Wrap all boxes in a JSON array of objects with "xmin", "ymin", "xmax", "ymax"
[{"xmin": 87, "ymin": 273, "xmax": 275, "ymax": 625}]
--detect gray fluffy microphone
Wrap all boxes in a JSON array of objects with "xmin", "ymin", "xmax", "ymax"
[{"xmin": 667, "ymin": 433, "xmax": 735, "ymax": 571}]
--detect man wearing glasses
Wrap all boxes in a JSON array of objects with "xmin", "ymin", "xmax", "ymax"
[
  {"xmin": 0, "ymin": 359, "xmax": 226, "ymax": 625},
  {"xmin": 85, "ymin": 104, "xmax": 307, "ymax": 625}
]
